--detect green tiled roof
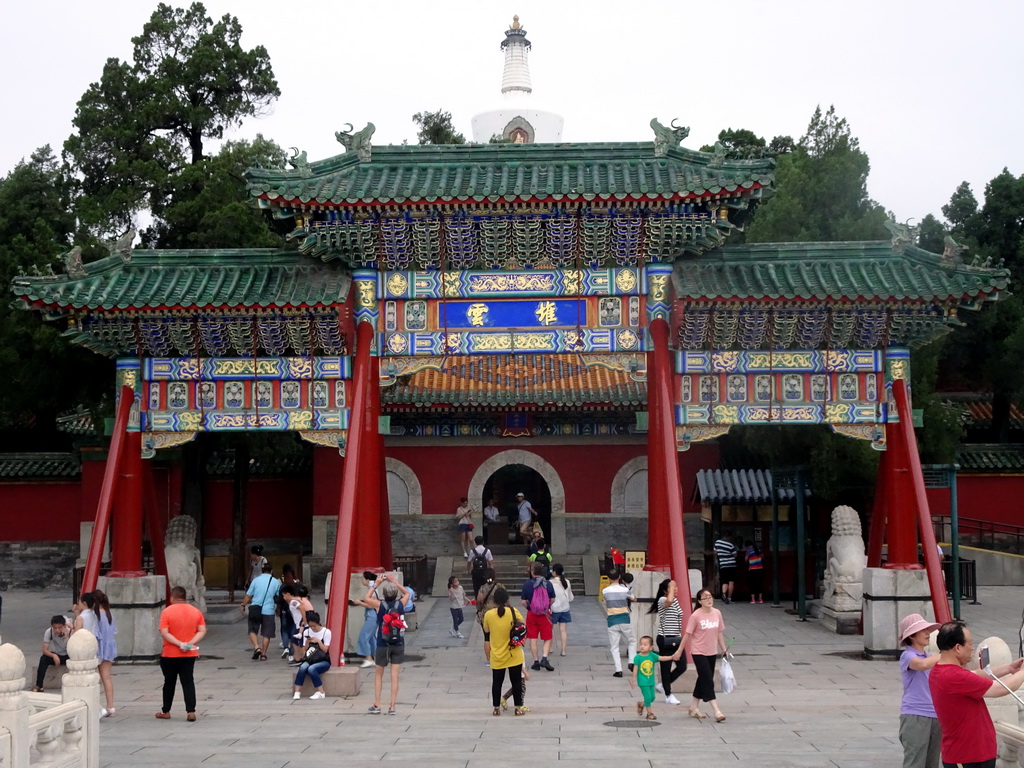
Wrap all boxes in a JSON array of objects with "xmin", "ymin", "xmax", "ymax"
[
  {"xmin": 206, "ymin": 451, "xmax": 311, "ymax": 477},
  {"xmin": 673, "ymin": 242, "xmax": 1009, "ymax": 302},
  {"xmin": 247, "ymin": 143, "xmax": 774, "ymax": 206},
  {"xmin": 0, "ymin": 453, "xmax": 81, "ymax": 479},
  {"xmin": 957, "ymin": 444, "xmax": 1024, "ymax": 472},
  {"xmin": 10, "ymin": 249, "xmax": 352, "ymax": 311}
]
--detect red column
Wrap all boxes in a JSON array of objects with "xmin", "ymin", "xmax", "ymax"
[
  {"xmin": 377, "ymin": 368, "xmax": 393, "ymax": 569},
  {"xmin": 883, "ymin": 407, "xmax": 919, "ymax": 569},
  {"xmin": 892, "ymin": 380, "xmax": 951, "ymax": 624},
  {"xmin": 866, "ymin": 445, "xmax": 888, "ymax": 568},
  {"xmin": 143, "ymin": 465, "xmax": 170, "ymax": 600},
  {"xmin": 326, "ymin": 321, "xmax": 372, "ymax": 667},
  {"xmin": 82, "ymin": 385, "xmax": 133, "ymax": 592},
  {"xmin": 111, "ymin": 430, "xmax": 144, "ymax": 573},
  {"xmin": 647, "ymin": 318, "xmax": 692, "ymax": 620},
  {"xmin": 352, "ymin": 355, "xmax": 382, "ymax": 568}
]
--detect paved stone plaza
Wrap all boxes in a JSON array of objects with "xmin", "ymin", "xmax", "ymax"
[{"xmin": 2, "ymin": 585, "xmax": 1021, "ymax": 767}]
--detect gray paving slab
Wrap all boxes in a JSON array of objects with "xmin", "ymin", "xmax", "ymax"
[{"xmin": 2, "ymin": 585, "xmax": 1024, "ymax": 766}]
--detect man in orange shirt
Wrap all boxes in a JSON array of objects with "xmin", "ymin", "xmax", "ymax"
[{"xmin": 155, "ymin": 586, "xmax": 207, "ymax": 722}]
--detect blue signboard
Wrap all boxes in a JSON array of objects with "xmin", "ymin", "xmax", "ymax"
[{"xmin": 438, "ymin": 299, "xmax": 587, "ymax": 330}]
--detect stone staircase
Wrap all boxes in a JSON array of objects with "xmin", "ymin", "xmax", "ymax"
[{"xmin": 450, "ymin": 546, "xmax": 584, "ymax": 596}]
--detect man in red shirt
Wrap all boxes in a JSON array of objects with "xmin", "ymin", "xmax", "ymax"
[
  {"xmin": 929, "ymin": 620, "xmax": 1024, "ymax": 768},
  {"xmin": 156, "ymin": 586, "xmax": 207, "ymax": 722}
]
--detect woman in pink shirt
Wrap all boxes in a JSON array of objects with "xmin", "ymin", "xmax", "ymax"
[{"xmin": 681, "ymin": 588, "xmax": 729, "ymax": 722}]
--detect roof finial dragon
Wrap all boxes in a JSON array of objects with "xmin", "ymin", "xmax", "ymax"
[
  {"xmin": 335, "ymin": 123, "xmax": 376, "ymax": 162},
  {"xmin": 650, "ymin": 118, "xmax": 690, "ymax": 157}
]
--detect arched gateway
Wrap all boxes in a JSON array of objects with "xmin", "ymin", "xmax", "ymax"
[{"xmin": 11, "ymin": 16, "xmax": 1007, "ymax": 663}]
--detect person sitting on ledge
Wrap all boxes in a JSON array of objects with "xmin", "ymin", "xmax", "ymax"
[{"xmin": 32, "ymin": 615, "xmax": 73, "ymax": 692}]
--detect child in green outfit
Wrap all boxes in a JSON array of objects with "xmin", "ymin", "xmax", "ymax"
[{"xmin": 630, "ymin": 635, "xmax": 679, "ymax": 720}]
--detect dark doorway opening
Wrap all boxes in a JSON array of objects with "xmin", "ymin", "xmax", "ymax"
[{"xmin": 483, "ymin": 464, "xmax": 551, "ymax": 544}]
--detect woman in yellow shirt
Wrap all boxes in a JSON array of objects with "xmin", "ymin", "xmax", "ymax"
[{"xmin": 483, "ymin": 588, "xmax": 526, "ymax": 716}]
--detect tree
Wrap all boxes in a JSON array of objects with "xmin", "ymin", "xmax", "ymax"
[
  {"xmin": 699, "ymin": 128, "xmax": 794, "ymax": 160},
  {"xmin": 746, "ymin": 106, "xmax": 889, "ymax": 244},
  {"xmin": 64, "ymin": 2, "xmax": 279, "ymax": 233},
  {"xmin": 412, "ymin": 110, "xmax": 466, "ymax": 145},
  {"xmin": 0, "ymin": 148, "xmax": 112, "ymax": 446}
]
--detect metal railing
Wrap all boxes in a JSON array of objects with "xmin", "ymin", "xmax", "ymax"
[{"xmin": 933, "ymin": 515, "xmax": 1024, "ymax": 555}]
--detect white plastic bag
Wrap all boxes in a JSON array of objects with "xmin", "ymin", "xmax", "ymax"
[{"xmin": 719, "ymin": 658, "xmax": 736, "ymax": 694}]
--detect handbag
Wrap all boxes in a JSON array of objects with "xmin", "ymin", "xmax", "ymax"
[
  {"xmin": 719, "ymin": 657, "xmax": 736, "ymax": 694},
  {"xmin": 508, "ymin": 608, "xmax": 527, "ymax": 648},
  {"xmin": 304, "ymin": 641, "xmax": 329, "ymax": 665}
]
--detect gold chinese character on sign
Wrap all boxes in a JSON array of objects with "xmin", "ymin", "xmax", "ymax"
[
  {"xmin": 535, "ymin": 301, "xmax": 557, "ymax": 326},
  {"xmin": 466, "ymin": 303, "xmax": 489, "ymax": 327}
]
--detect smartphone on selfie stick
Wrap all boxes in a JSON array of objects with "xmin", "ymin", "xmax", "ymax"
[{"xmin": 980, "ymin": 644, "xmax": 1024, "ymax": 708}]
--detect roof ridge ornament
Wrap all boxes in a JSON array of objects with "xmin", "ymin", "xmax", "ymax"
[
  {"xmin": 707, "ymin": 142, "xmax": 727, "ymax": 169},
  {"xmin": 335, "ymin": 123, "xmax": 376, "ymax": 162},
  {"xmin": 883, "ymin": 218, "xmax": 917, "ymax": 253},
  {"xmin": 100, "ymin": 228, "xmax": 136, "ymax": 265},
  {"xmin": 287, "ymin": 147, "xmax": 310, "ymax": 174},
  {"xmin": 942, "ymin": 234, "xmax": 968, "ymax": 266},
  {"xmin": 63, "ymin": 246, "xmax": 85, "ymax": 279},
  {"xmin": 650, "ymin": 118, "xmax": 690, "ymax": 157}
]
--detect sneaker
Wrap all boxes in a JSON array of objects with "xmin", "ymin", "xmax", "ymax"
[
  {"xmin": 287, "ymin": 655, "xmax": 295, "ymax": 663},
  {"xmin": 750, "ymin": 599, "xmax": 756, "ymax": 604},
  {"xmin": 758, "ymin": 598, "xmax": 764, "ymax": 604},
  {"xmin": 367, "ymin": 705, "xmax": 381, "ymax": 715},
  {"xmin": 387, "ymin": 708, "xmax": 397, "ymax": 715},
  {"xmin": 448, "ymin": 628, "xmax": 457, "ymax": 637},
  {"xmin": 99, "ymin": 708, "xmax": 109, "ymax": 720},
  {"xmin": 288, "ymin": 660, "xmax": 302, "ymax": 667},
  {"xmin": 655, "ymin": 683, "xmax": 665, "ymax": 694},
  {"xmin": 541, "ymin": 659, "xmax": 554, "ymax": 672},
  {"xmin": 455, "ymin": 632, "xmax": 465, "ymax": 639},
  {"xmin": 531, "ymin": 660, "xmax": 541, "ymax": 671},
  {"xmin": 666, "ymin": 694, "xmax": 681, "ymax": 705},
  {"xmin": 360, "ymin": 659, "xmax": 375, "ymax": 668},
  {"xmin": 292, "ymin": 692, "xmax": 301, "ymax": 700},
  {"xmin": 31, "ymin": 686, "xmax": 44, "ymax": 693},
  {"xmin": 310, "ymin": 691, "xmax": 326, "ymax": 700},
  {"xmin": 281, "ymin": 649, "xmax": 289, "ymax": 658},
  {"xmin": 612, "ymin": 671, "xmax": 623, "ymax": 678}
]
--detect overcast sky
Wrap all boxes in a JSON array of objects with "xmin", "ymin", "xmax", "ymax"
[{"xmin": 3, "ymin": 1, "xmax": 1022, "ymax": 226}]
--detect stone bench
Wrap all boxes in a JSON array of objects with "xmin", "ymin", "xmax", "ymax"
[
  {"xmin": 289, "ymin": 665, "xmax": 362, "ymax": 698},
  {"xmin": 27, "ymin": 663, "xmax": 68, "ymax": 690}
]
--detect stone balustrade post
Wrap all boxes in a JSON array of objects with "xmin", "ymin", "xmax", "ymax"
[
  {"xmin": 0, "ymin": 642, "xmax": 31, "ymax": 768},
  {"xmin": 62, "ymin": 629, "xmax": 101, "ymax": 768}
]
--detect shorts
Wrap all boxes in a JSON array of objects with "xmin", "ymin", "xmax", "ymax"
[
  {"xmin": 525, "ymin": 612, "xmax": 552, "ymax": 641},
  {"xmin": 458, "ymin": 523, "xmax": 472, "ymax": 533},
  {"xmin": 374, "ymin": 644, "xmax": 405, "ymax": 667},
  {"xmin": 248, "ymin": 612, "xmax": 276, "ymax": 638},
  {"xmin": 551, "ymin": 611, "xmax": 572, "ymax": 624},
  {"xmin": 719, "ymin": 567, "xmax": 737, "ymax": 586},
  {"xmin": 639, "ymin": 685, "xmax": 655, "ymax": 707}
]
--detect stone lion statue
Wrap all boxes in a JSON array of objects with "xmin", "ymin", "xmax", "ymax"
[
  {"xmin": 822, "ymin": 505, "xmax": 867, "ymax": 612},
  {"xmin": 164, "ymin": 515, "xmax": 206, "ymax": 613}
]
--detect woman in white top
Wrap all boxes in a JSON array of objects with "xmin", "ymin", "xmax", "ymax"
[
  {"xmin": 291, "ymin": 611, "xmax": 331, "ymax": 700},
  {"xmin": 648, "ymin": 578, "xmax": 686, "ymax": 705},
  {"xmin": 549, "ymin": 563, "xmax": 574, "ymax": 657}
]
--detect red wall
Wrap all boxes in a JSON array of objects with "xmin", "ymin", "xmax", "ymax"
[
  {"xmin": 926, "ymin": 475, "xmax": 1024, "ymax": 530},
  {"xmin": 1, "ymin": 482, "xmax": 81, "ymax": 540},
  {"xmin": 203, "ymin": 477, "xmax": 313, "ymax": 540}
]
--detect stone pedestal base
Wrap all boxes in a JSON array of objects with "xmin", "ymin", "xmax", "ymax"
[
  {"xmin": 820, "ymin": 606, "xmax": 861, "ymax": 635},
  {"xmin": 862, "ymin": 567, "xmax": 932, "ymax": 658},
  {"xmin": 295, "ymin": 666, "xmax": 361, "ymax": 698},
  {"xmin": 96, "ymin": 574, "xmax": 166, "ymax": 662}
]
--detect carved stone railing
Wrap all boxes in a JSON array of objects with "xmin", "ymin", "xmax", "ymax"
[
  {"xmin": 0, "ymin": 630, "xmax": 100, "ymax": 768},
  {"xmin": 979, "ymin": 636, "xmax": 1024, "ymax": 768}
]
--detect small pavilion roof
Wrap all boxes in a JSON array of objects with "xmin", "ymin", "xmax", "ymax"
[
  {"xmin": 673, "ymin": 241, "xmax": 1009, "ymax": 303},
  {"xmin": 247, "ymin": 142, "xmax": 774, "ymax": 207},
  {"xmin": 956, "ymin": 444, "xmax": 1024, "ymax": 473},
  {"xmin": 694, "ymin": 468, "xmax": 811, "ymax": 504},
  {"xmin": 381, "ymin": 354, "xmax": 646, "ymax": 409},
  {"xmin": 10, "ymin": 249, "xmax": 352, "ymax": 311}
]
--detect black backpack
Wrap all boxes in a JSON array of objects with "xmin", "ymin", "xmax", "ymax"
[
  {"xmin": 471, "ymin": 548, "xmax": 489, "ymax": 573},
  {"xmin": 532, "ymin": 550, "xmax": 552, "ymax": 577}
]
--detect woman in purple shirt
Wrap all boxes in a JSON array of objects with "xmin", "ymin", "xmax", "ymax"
[{"xmin": 898, "ymin": 613, "xmax": 940, "ymax": 768}]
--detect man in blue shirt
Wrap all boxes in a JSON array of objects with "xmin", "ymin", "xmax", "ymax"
[{"xmin": 240, "ymin": 564, "xmax": 281, "ymax": 661}]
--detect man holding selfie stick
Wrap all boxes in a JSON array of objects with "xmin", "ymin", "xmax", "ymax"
[{"xmin": 929, "ymin": 620, "xmax": 1024, "ymax": 768}]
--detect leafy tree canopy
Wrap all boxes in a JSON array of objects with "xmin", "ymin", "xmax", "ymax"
[
  {"xmin": 412, "ymin": 110, "xmax": 466, "ymax": 145},
  {"xmin": 64, "ymin": 2, "xmax": 279, "ymax": 233},
  {"xmin": 698, "ymin": 128, "xmax": 794, "ymax": 160}
]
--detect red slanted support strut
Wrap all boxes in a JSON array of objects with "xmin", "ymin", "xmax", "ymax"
[
  {"xmin": 891, "ymin": 379, "xmax": 951, "ymax": 624},
  {"xmin": 352, "ymin": 354, "xmax": 382, "ymax": 569},
  {"xmin": 326, "ymin": 320, "xmax": 373, "ymax": 666},
  {"xmin": 82, "ymin": 385, "xmax": 134, "ymax": 593},
  {"xmin": 647, "ymin": 317, "xmax": 692, "ymax": 623}
]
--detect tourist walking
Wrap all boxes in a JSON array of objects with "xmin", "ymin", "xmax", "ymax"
[
  {"xmin": 631, "ymin": 635, "xmax": 678, "ymax": 721},
  {"xmin": 483, "ymin": 587, "xmax": 527, "ymax": 716},
  {"xmin": 649, "ymin": 578, "xmax": 686, "ymax": 705},
  {"xmin": 33, "ymin": 615, "xmax": 72, "ymax": 692},
  {"xmin": 516, "ymin": 492, "xmax": 537, "ymax": 542},
  {"xmin": 455, "ymin": 497, "xmax": 475, "ymax": 559},
  {"xmin": 291, "ymin": 611, "xmax": 331, "ymax": 700},
  {"xmin": 467, "ymin": 535, "xmax": 494, "ymax": 594},
  {"xmin": 528, "ymin": 538, "xmax": 552, "ymax": 577},
  {"xmin": 241, "ymin": 563, "xmax": 280, "ymax": 661},
  {"xmin": 363, "ymin": 574, "xmax": 410, "ymax": 715},
  {"xmin": 448, "ymin": 576, "xmax": 467, "ymax": 638},
  {"xmin": 155, "ymin": 586, "xmax": 206, "ymax": 721},
  {"xmin": 278, "ymin": 563, "xmax": 298, "ymax": 656},
  {"xmin": 521, "ymin": 562, "xmax": 556, "ymax": 672},
  {"xmin": 714, "ymin": 532, "xmax": 738, "ymax": 604},
  {"xmin": 602, "ymin": 570, "xmax": 636, "ymax": 678},
  {"xmin": 247, "ymin": 544, "xmax": 268, "ymax": 587},
  {"xmin": 744, "ymin": 541, "xmax": 764, "ymax": 604},
  {"xmin": 550, "ymin": 563, "xmax": 574, "ymax": 657},
  {"xmin": 475, "ymin": 569, "xmax": 504, "ymax": 628},
  {"xmin": 681, "ymin": 588, "xmax": 729, "ymax": 722},
  {"xmin": 929, "ymin": 620, "xmax": 1024, "ymax": 768},
  {"xmin": 897, "ymin": 613, "xmax": 941, "ymax": 768}
]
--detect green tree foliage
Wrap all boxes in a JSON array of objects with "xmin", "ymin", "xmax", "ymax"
[
  {"xmin": 699, "ymin": 128, "xmax": 795, "ymax": 160},
  {"xmin": 746, "ymin": 106, "xmax": 889, "ymax": 243},
  {"xmin": 916, "ymin": 213, "xmax": 946, "ymax": 253},
  {"xmin": 64, "ymin": 2, "xmax": 280, "ymax": 233},
  {"xmin": 412, "ymin": 110, "xmax": 466, "ymax": 145},
  {"xmin": 0, "ymin": 148, "xmax": 111, "ymax": 444}
]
